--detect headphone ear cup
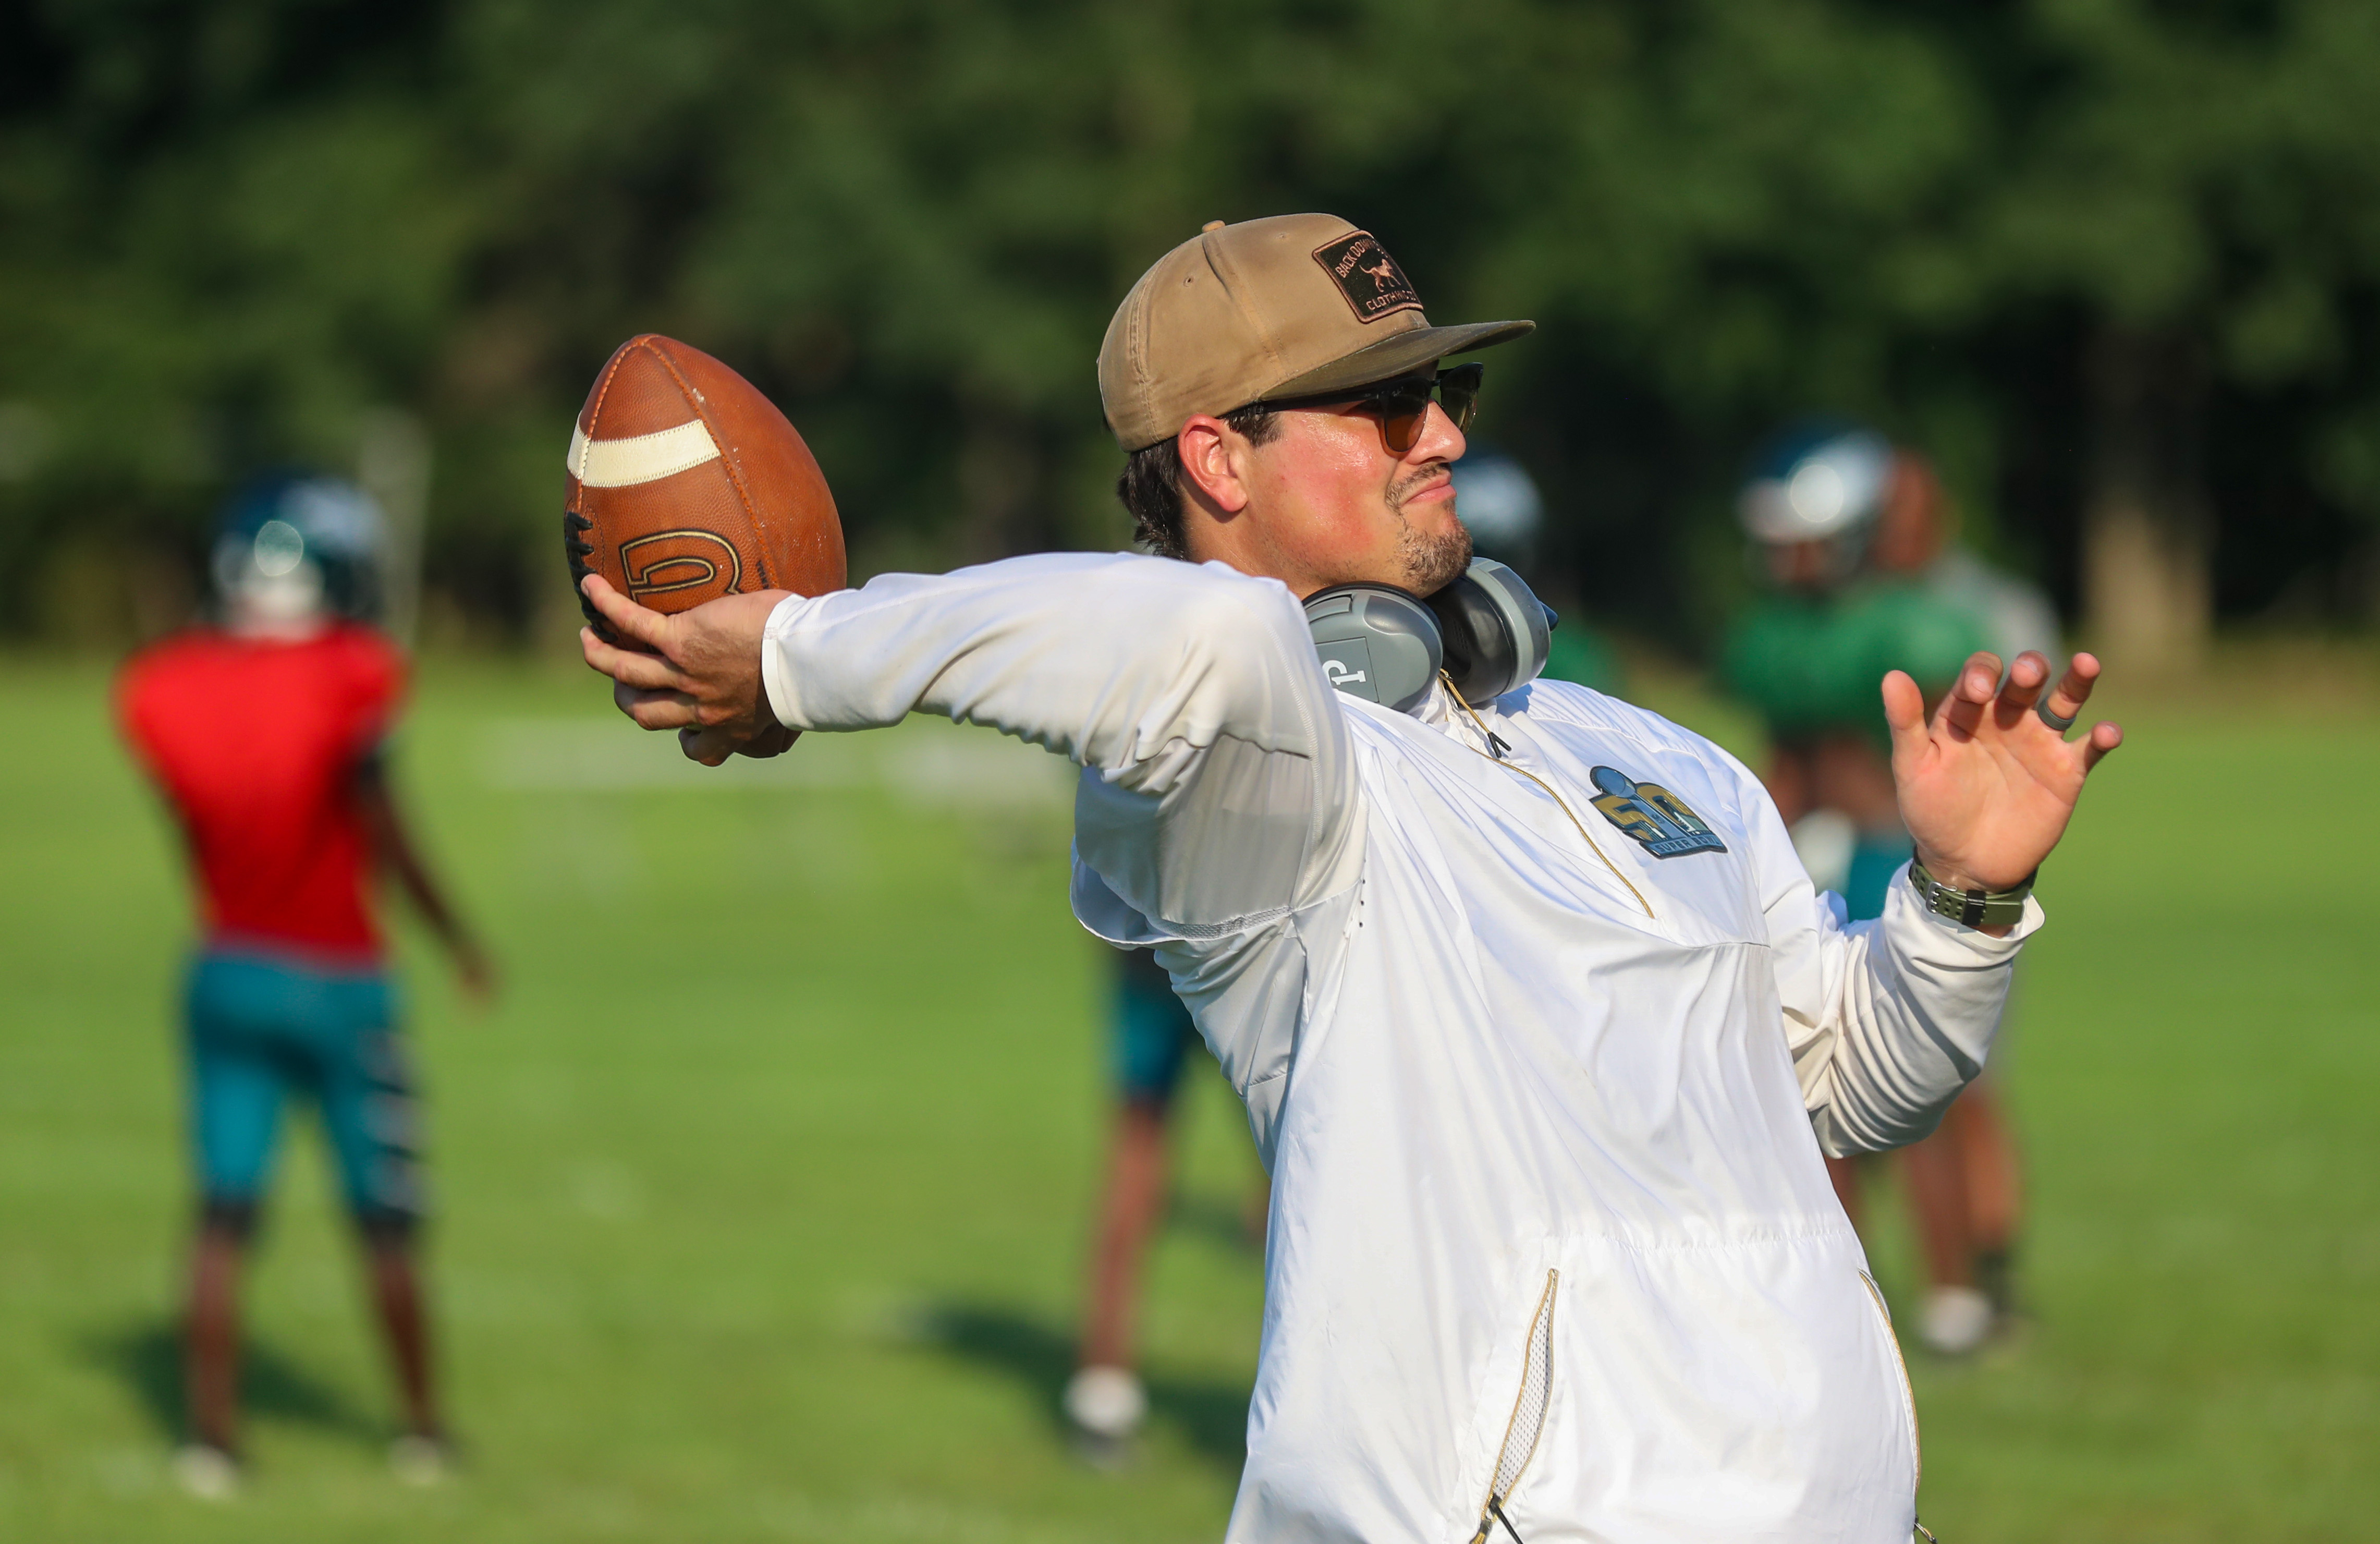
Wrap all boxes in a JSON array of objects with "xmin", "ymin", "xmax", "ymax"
[
  {"xmin": 1426, "ymin": 558, "xmax": 1552, "ymax": 702},
  {"xmin": 1305, "ymin": 583, "xmax": 1444, "ymax": 714}
]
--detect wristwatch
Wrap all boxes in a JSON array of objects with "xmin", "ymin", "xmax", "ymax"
[{"xmin": 1907, "ymin": 859, "xmax": 2035, "ymax": 929}]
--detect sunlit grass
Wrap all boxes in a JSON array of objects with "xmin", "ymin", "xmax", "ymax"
[{"xmin": 0, "ymin": 652, "xmax": 2372, "ymax": 1542}]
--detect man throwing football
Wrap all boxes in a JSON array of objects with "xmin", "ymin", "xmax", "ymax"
[{"xmin": 579, "ymin": 215, "xmax": 2117, "ymax": 1542}]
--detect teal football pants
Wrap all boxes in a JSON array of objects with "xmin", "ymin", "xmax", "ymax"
[{"xmin": 184, "ymin": 949, "xmax": 423, "ymax": 1229}]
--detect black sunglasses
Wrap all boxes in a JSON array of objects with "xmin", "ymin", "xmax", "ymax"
[{"xmin": 1264, "ymin": 361, "xmax": 1484, "ymax": 454}]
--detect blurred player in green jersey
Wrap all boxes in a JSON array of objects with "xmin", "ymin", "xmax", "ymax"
[
  {"xmin": 1066, "ymin": 947, "xmax": 1229, "ymax": 1461},
  {"xmin": 1867, "ymin": 451, "xmax": 2045, "ymax": 1350},
  {"xmin": 1722, "ymin": 424, "xmax": 2021, "ymax": 1355}
]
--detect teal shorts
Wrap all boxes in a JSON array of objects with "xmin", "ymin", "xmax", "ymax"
[
  {"xmin": 1111, "ymin": 948, "xmax": 1200, "ymax": 1107},
  {"xmin": 185, "ymin": 949, "xmax": 423, "ymax": 1229}
]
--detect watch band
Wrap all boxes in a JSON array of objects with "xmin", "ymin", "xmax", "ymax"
[{"xmin": 1907, "ymin": 859, "xmax": 2035, "ymax": 929}]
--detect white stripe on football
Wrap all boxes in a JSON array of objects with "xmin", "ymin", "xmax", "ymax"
[{"xmin": 567, "ymin": 419, "xmax": 722, "ymax": 488}]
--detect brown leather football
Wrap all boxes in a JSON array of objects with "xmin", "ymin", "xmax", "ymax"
[{"xmin": 564, "ymin": 335, "xmax": 845, "ymax": 640}]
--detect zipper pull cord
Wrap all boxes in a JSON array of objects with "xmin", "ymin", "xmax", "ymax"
[
  {"xmin": 1440, "ymin": 673, "xmax": 1654, "ymax": 920},
  {"xmin": 1469, "ymin": 1489, "xmax": 1530, "ymax": 1544}
]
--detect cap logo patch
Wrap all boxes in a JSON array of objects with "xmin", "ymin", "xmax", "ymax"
[{"xmin": 1311, "ymin": 231, "xmax": 1423, "ymax": 324}]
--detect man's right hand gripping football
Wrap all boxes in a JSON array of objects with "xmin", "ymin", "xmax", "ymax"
[{"xmin": 578, "ymin": 574, "xmax": 796, "ymax": 764}]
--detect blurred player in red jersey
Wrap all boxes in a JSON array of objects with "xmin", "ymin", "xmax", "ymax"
[{"xmin": 117, "ymin": 477, "xmax": 492, "ymax": 1497}]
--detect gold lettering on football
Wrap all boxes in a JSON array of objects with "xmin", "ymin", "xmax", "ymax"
[{"xmin": 620, "ymin": 529, "xmax": 744, "ymax": 603}]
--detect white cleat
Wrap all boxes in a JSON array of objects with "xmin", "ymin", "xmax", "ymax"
[
  {"xmin": 173, "ymin": 1443, "xmax": 240, "ymax": 1500},
  {"xmin": 1064, "ymin": 1365, "xmax": 1148, "ymax": 1466},
  {"xmin": 388, "ymin": 1433, "xmax": 453, "ymax": 1487},
  {"xmin": 1920, "ymin": 1285, "xmax": 1996, "ymax": 1356}
]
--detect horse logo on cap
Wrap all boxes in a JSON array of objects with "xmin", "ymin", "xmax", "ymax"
[{"xmin": 1312, "ymin": 231, "xmax": 1424, "ymax": 323}]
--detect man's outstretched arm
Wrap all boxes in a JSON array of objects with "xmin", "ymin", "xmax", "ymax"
[
  {"xmin": 577, "ymin": 555, "xmax": 1359, "ymax": 927},
  {"xmin": 1761, "ymin": 649, "xmax": 2120, "ymax": 1152},
  {"xmin": 1778, "ymin": 871, "xmax": 2037, "ymax": 1156}
]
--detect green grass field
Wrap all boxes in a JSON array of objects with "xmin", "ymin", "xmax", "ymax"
[{"xmin": 3, "ymin": 653, "xmax": 2375, "ymax": 1542}]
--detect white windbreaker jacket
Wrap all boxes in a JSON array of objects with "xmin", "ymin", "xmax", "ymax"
[{"xmin": 760, "ymin": 552, "xmax": 2038, "ymax": 1544}]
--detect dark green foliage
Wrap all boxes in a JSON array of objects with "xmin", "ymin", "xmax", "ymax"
[{"xmin": 4, "ymin": 0, "xmax": 2379, "ymax": 643}]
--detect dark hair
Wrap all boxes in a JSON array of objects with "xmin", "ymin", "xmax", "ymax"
[{"xmin": 1116, "ymin": 403, "xmax": 1281, "ymax": 560}]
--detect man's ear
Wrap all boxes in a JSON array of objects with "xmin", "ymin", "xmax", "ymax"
[{"xmin": 1178, "ymin": 415, "xmax": 1253, "ymax": 516}]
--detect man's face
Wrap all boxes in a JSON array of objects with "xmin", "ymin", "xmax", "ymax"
[{"xmin": 1186, "ymin": 388, "xmax": 1472, "ymax": 598}]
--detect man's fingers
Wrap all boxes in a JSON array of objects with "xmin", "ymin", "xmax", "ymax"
[
  {"xmin": 614, "ymin": 678, "xmax": 701, "ymax": 731},
  {"xmin": 2039, "ymin": 651, "xmax": 2102, "ymax": 726},
  {"xmin": 733, "ymin": 723, "xmax": 801, "ymax": 759},
  {"xmin": 580, "ymin": 574, "xmax": 678, "ymax": 656},
  {"xmin": 2081, "ymin": 720, "xmax": 2123, "ymax": 773},
  {"xmin": 1936, "ymin": 651, "xmax": 2003, "ymax": 740},
  {"xmin": 582, "ymin": 628, "xmax": 694, "ymax": 693},
  {"xmin": 678, "ymin": 725, "xmax": 741, "ymax": 766},
  {"xmin": 1994, "ymin": 651, "xmax": 2051, "ymax": 715},
  {"xmin": 1880, "ymin": 670, "xmax": 1929, "ymax": 760},
  {"xmin": 676, "ymin": 721, "xmax": 796, "ymax": 766}
]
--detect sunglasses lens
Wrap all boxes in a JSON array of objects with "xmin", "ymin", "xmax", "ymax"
[
  {"xmin": 1330, "ymin": 365, "xmax": 1485, "ymax": 454},
  {"xmin": 1375, "ymin": 384, "xmax": 1434, "ymax": 454},
  {"xmin": 1439, "ymin": 364, "xmax": 1483, "ymax": 433}
]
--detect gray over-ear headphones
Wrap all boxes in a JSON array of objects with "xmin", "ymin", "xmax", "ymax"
[{"xmin": 1304, "ymin": 557, "xmax": 1555, "ymax": 714}]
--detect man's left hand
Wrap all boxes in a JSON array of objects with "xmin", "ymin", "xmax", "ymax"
[{"xmin": 1887, "ymin": 650, "xmax": 2121, "ymax": 918}]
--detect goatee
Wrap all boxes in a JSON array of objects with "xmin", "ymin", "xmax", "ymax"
[{"xmin": 1389, "ymin": 470, "xmax": 1472, "ymax": 594}]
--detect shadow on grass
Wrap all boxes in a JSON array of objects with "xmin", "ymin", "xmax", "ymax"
[
  {"xmin": 917, "ymin": 1303, "xmax": 1249, "ymax": 1473},
  {"xmin": 80, "ymin": 1320, "xmax": 386, "ymax": 1449},
  {"xmin": 1166, "ymin": 1189, "xmax": 1266, "ymax": 1257}
]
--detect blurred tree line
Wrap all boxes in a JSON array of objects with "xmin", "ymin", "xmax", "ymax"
[{"xmin": 4, "ymin": 0, "xmax": 2379, "ymax": 663}]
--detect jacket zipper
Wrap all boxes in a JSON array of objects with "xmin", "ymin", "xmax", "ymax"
[
  {"xmin": 1469, "ymin": 1269, "xmax": 1559, "ymax": 1544},
  {"xmin": 1858, "ymin": 1270, "xmax": 1924, "ymax": 1493}
]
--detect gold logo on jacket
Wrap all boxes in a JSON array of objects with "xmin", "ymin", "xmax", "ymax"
[{"xmin": 1588, "ymin": 767, "xmax": 1727, "ymax": 858}]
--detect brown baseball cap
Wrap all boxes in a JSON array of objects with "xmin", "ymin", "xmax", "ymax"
[{"xmin": 1097, "ymin": 213, "xmax": 1534, "ymax": 452}]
